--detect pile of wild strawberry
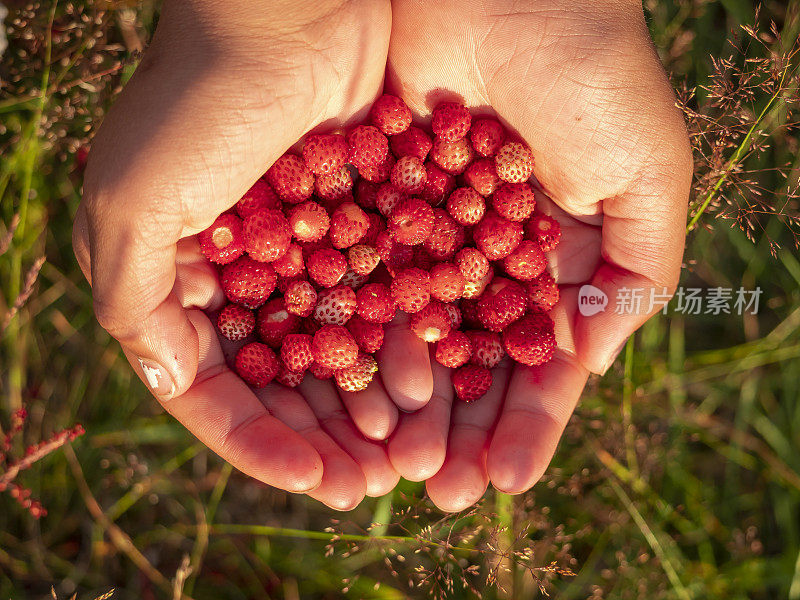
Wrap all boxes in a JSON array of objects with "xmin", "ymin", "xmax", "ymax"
[{"xmin": 199, "ymin": 96, "xmax": 560, "ymax": 402}]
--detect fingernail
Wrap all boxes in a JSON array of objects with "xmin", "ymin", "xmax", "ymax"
[
  {"xmin": 137, "ymin": 357, "xmax": 176, "ymax": 399},
  {"xmin": 601, "ymin": 338, "xmax": 630, "ymax": 375}
]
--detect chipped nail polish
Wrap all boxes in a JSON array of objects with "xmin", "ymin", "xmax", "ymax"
[{"xmin": 137, "ymin": 357, "xmax": 176, "ymax": 399}]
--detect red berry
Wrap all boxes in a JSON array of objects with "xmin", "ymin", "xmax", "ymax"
[
  {"xmin": 347, "ymin": 125, "xmax": 389, "ymax": 171},
  {"xmin": 311, "ymin": 325, "xmax": 359, "ymax": 370},
  {"xmin": 265, "ymin": 153, "xmax": 314, "ymax": 203},
  {"xmin": 466, "ymin": 330, "xmax": 505, "ymax": 369},
  {"xmin": 346, "ymin": 315, "xmax": 384, "ymax": 353},
  {"xmin": 302, "ymin": 133, "xmax": 348, "ymax": 176},
  {"xmin": 339, "ymin": 269, "xmax": 369, "ymax": 290},
  {"xmin": 525, "ymin": 271, "xmax": 560, "ymax": 312},
  {"xmin": 243, "ymin": 209, "xmax": 292, "ymax": 262},
  {"xmin": 235, "ymin": 179, "xmax": 281, "ymax": 218},
  {"xmin": 375, "ymin": 231, "xmax": 415, "ymax": 276},
  {"xmin": 235, "ymin": 342, "xmax": 279, "ymax": 388},
  {"xmin": 503, "ymin": 240, "xmax": 548, "ymax": 281},
  {"xmin": 198, "ymin": 213, "xmax": 244, "ymax": 265},
  {"xmin": 464, "ymin": 158, "xmax": 501, "ymax": 196},
  {"xmin": 390, "ymin": 126, "xmax": 432, "ymax": 161},
  {"xmin": 495, "ymin": 141, "xmax": 534, "ymax": 183},
  {"xmin": 444, "ymin": 302, "xmax": 462, "ymax": 329},
  {"xmin": 348, "ymin": 244, "xmax": 380, "ymax": 276},
  {"xmin": 315, "ymin": 166, "xmax": 353, "ymax": 202},
  {"xmin": 446, "ymin": 187, "xmax": 485, "ymax": 226},
  {"xmin": 391, "ymin": 267, "xmax": 431, "ymax": 313},
  {"xmin": 462, "ymin": 267, "xmax": 494, "ymax": 299},
  {"xmin": 388, "ymin": 198, "xmax": 435, "ymax": 245},
  {"xmin": 493, "ymin": 182, "xmax": 536, "ymax": 222},
  {"xmin": 455, "ymin": 247, "xmax": 491, "ymax": 282},
  {"xmin": 470, "ymin": 119, "xmax": 505, "ymax": 158},
  {"xmin": 329, "ymin": 201, "xmax": 369, "ymax": 249},
  {"xmin": 280, "ymin": 333, "xmax": 314, "ymax": 373},
  {"xmin": 313, "ymin": 285, "xmax": 357, "ymax": 325},
  {"xmin": 221, "ymin": 256, "xmax": 277, "ymax": 308},
  {"xmin": 356, "ymin": 283, "xmax": 397, "ymax": 323},
  {"xmin": 284, "ymin": 280, "xmax": 317, "ymax": 317},
  {"xmin": 473, "ymin": 211, "xmax": 523, "ymax": 260},
  {"xmin": 409, "ymin": 301, "xmax": 451, "ymax": 342},
  {"xmin": 390, "ymin": 155, "xmax": 427, "ymax": 194},
  {"xmin": 276, "ymin": 362, "xmax": 305, "ymax": 388},
  {"xmin": 272, "ymin": 243, "xmax": 304, "ymax": 278},
  {"xmin": 429, "ymin": 262, "xmax": 465, "ymax": 302},
  {"xmin": 354, "ymin": 179, "xmax": 379, "ymax": 211},
  {"xmin": 435, "ymin": 331, "xmax": 472, "ymax": 368},
  {"xmin": 476, "ymin": 277, "xmax": 528, "ymax": 332},
  {"xmin": 376, "ymin": 182, "xmax": 407, "ymax": 217},
  {"xmin": 334, "ymin": 353, "xmax": 379, "ymax": 392},
  {"xmin": 423, "ymin": 209, "xmax": 464, "ymax": 260},
  {"xmin": 526, "ymin": 214, "xmax": 562, "ymax": 252},
  {"xmin": 452, "ymin": 364, "xmax": 492, "ymax": 402},
  {"xmin": 502, "ymin": 313, "xmax": 556, "ymax": 366},
  {"xmin": 420, "ymin": 162, "xmax": 456, "ymax": 206},
  {"xmin": 306, "ymin": 248, "xmax": 347, "ymax": 288},
  {"xmin": 359, "ymin": 153, "xmax": 394, "ymax": 183},
  {"xmin": 288, "ymin": 201, "xmax": 330, "ymax": 243},
  {"xmin": 257, "ymin": 298, "xmax": 300, "ymax": 347},
  {"xmin": 431, "ymin": 102, "xmax": 471, "ymax": 142},
  {"xmin": 217, "ymin": 303, "xmax": 255, "ymax": 341},
  {"xmin": 460, "ymin": 298, "xmax": 482, "ymax": 328},
  {"xmin": 431, "ymin": 137, "xmax": 474, "ymax": 175},
  {"xmin": 361, "ymin": 212, "xmax": 383, "ymax": 246},
  {"xmin": 308, "ymin": 362, "xmax": 335, "ymax": 380},
  {"xmin": 370, "ymin": 94, "xmax": 412, "ymax": 135}
]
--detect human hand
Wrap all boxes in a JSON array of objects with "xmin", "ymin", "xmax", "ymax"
[
  {"xmin": 385, "ymin": 0, "xmax": 693, "ymax": 509},
  {"xmin": 72, "ymin": 0, "xmax": 403, "ymax": 509}
]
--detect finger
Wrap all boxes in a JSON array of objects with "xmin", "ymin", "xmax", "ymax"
[
  {"xmin": 377, "ymin": 311, "xmax": 434, "ymax": 411},
  {"xmin": 174, "ymin": 237, "xmax": 225, "ymax": 311},
  {"xmin": 133, "ymin": 310, "xmax": 322, "ymax": 493},
  {"xmin": 387, "ymin": 358, "xmax": 453, "ymax": 481},
  {"xmin": 338, "ymin": 377, "xmax": 399, "ymax": 441},
  {"xmin": 425, "ymin": 362, "xmax": 509, "ymax": 512},
  {"xmin": 299, "ymin": 377, "xmax": 400, "ymax": 498},
  {"xmin": 254, "ymin": 383, "xmax": 368, "ymax": 511}
]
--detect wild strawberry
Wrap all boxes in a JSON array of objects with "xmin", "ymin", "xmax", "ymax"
[
  {"xmin": 431, "ymin": 102, "xmax": 471, "ymax": 142},
  {"xmin": 446, "ymin": 187, "xmax": 485, "ymax": 226},
  {"xmin": 361, "ymin": 212, "xmax": 383, "ymax": 246},
  {"xmin": 462, "ymin": 267, "xmax": 494, "ymax": 299},
  {"xmin": 243, "ymin": 209, "xmax": 292, "ymax": 262},
  {"xmin": 375, "ymin": 231, "xmax": 415, "ymax": 276},
  {"xmin": 391, "ymin": 267, "xmax": 431, "ymax": 313},
  {"xmin": 335, "ymin": 353, "xmax": 379, "ymax": 392},
  {"xmin": 464, "ymin": 158, "xmax": 501, "ymax": 196},
  {"xmin": 329, "ymin": 201, "xmax": 369, "ymax": 249},
  {"xmin": 492, "ymin": 182, "xmax": 536, "ymax": 222},
  {"xmin": 257, "ymin": 298, "xmax": 300, "ymax": 347},
  {"xmin": 431, "ymin": 136, "xmax": 474, "ymax": 175},
  {"xmin": 315, "ymin": 166, "xmax": 353, "ymax": 202},
  {"xmin": 420, "ymin": 162, "xmax": 456, "ymax": 206},
  {"xmin": 339, "ymin": 269, "xmax": 369, "ymax": 290},
  {"xmin": 391, "ymin": 155, "xmax": 427, "ymax": 194},
  {"xmin": 306, "ymin": 248, "xmax": 347, "ymax": 288},
  {"xmin": 466, "ymin": 330, "xmax": 505, "ymax": 369},
  {"xmin": 460, "ymin": 298, "xmax": 482, "ymax": 328},
  {"xmin": 356, "ymin": 283, "xmax": 397, "ymax": 323},
  {"xmin": 452, "ymin": 364, "xmax": 492, "ymax": 402},
  {"xmin": 455, "ymin": 247, "xmax": 491, "ymax": 282},
  {"xmin": 429, "ymin": 262, "xmax": 465, "ymax": 302},
  {"xmin": 348, "ymin": 244, "xmax": 380, "ymax": 276},
  {"xmin": 494, "ymin": 141, "xmax": 534, "ymax": 183},
  {"xmin": 444, "ymin": 302, "xmax": 462, "ymax": 329},
  {"xmin": 346, "ymin": 315, "xmax": 384, "ymax": 353},
  {"xmin": 276, "ymin": 362, "xmax": 305, "ymax": 387},
  {"xmin": 370, "ymin": 94, "xmax": 412, "ymax": 135},
  {"xmin": 347, "ymin": 125, "xmax": 389, "ymax": 171},
  {"xmin": 476, "ymin": 277, "xmax": 528, "ymax": 332},
  {"xmin": 503, "ymin": 240, "xmax": 548, "ymax": 280},
  {"xmin": 221, "ymin": 256, "xmax": 277, "ymax": 308},
  {"xmin": 265, "ymin": 153, "xmax": 314, "ymax": 203},
  {"xmin": 388, "ymin": 198, "xmax": 435, "ymax": 245},
  {"xmin": 423, "ymin": 209, "xmax": 464, "ymax": 260},
  {"xmin": 235, "ymin": 342, "xmax": 279, "ymax": 388},
  {"xmin": 354, "ymin": 179, "xmax": 379, "ymax": 211},
  {"xmin": 525, "ymin": 271, "xmax": 560, "ymax": 311},
  {"xmin": 302, "ymin": 133, "xmax": 348, "ymax": 176},
  {"xmin": 376, "ymin": 182, "xmax": 407, "ymax": 217},
  {"xmin": 272, "ymin": 243, "xmax": 304, "ymax": 278},
  {"xmin": 198, "ymin": 213, "xmax": 244, "ymax": 264},
  {"xmin": 526, "ymin": 214, "xmax": 562, "ymax": 252},
  {"xmin": 311, "ymin": 325, "xmax": 359, "ymax": 370},
  {"xmin": 235, "ymin": 179, "xmax": 281, "ymax": 218},
  {"xmin": 217, "ymin": 303, "xmax": 255, "ymax": 341},
  {"xmin": 280, "ymin": 333, "xmax": 314, "ymax": 372},
  {"xmin": 410, "ymin": 301, "xmax": 451, "ymax": 342},
  {"xmin": 502, "ymin": 313, "xmax": 556, "ymax": 366},
  {"xmin": 288, "ymin": 201, "xmax": 330, "ymax": 243},
  {"xmin": 359, "ymin": 153, "xmax": 394, "ymax": 184},
  {"xmin": 435, "ymin": 331, "xmax": 472, "ymax": 368},
  {"xmin": 473, "ymin": 211, "xmax": 523, "ymax": 260},
  {"xmin": 313, "ymin": 285, "xmax": 357, "ymax": 325},
  {"xmin": 284, "ymin": 280, "xmax": 317, "ymax": 317},
  {"xmin": 390, "ymin": 126, "xmax": 432, "ymax": 161},
  {"xmin": 469, "ymin": 118, "xmax": 505, "ymax": 157}
]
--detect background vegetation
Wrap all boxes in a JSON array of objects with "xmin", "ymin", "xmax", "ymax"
[{"xmin": 1, "ymin": 1, "xmax": 799, "ymax": 598}]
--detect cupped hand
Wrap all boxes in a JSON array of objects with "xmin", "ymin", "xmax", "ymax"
[
  {"xmin": 72, "ymin": 0, "xmax": 402, "ymax": 510},
  {"xmin": 386, "ymin": 0, "xmax": 693, "ymax": 510}
]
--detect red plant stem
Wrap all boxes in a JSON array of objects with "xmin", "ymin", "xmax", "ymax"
[{"xmin": 0, "ymin": 424, "xmax": 84, "ymax": 491}]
